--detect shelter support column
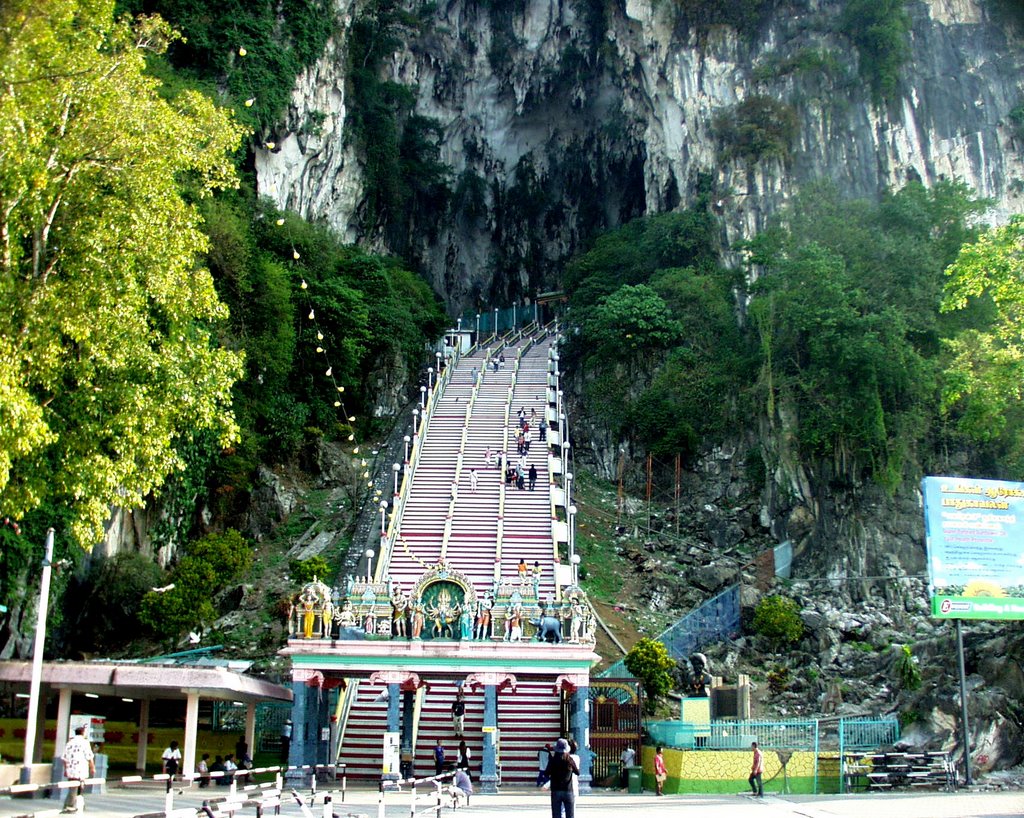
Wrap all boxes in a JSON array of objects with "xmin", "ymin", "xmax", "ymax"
[
  {"xmin": 383, "ymin": 683, "xmax": 401, "ymax": 787},
  {"xmin": 464, "ymin": 672, "xmax": 517, "ymax": 795},
  {"xmin": 54, "ymin": 688, "xmax": 72, "ymax": 759},
  {"xmin": 245, "ymin": 702, "xmax": 256, "ymax": 763},
  {"xmin": 288, "ymin": 669, "xmax": 333, "ymax": 785},
  {"xmin": 571, "ymin": 685, "xmax": 591, "ymax": 794},
  {"xmin": 183, "ymin": 690, "xmax": 200, "ymax": 782},
  {"xmin": 480, "ymin": 683, "xmax": 499, "ymax": 794},
  {"xmin": 400, "ymin": 689, "xmax": 415, "ymax": 779},
  {"xmin": 136, "ymin": 699, "xmax": 150, "ymax": 772}
]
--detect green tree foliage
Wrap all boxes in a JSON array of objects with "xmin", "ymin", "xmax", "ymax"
[
  {"xmin": 941, "ymin": 216, "xmax": 1024, "ymax": 447},
  {"xmin": 624, "ymin": 637, "xmax": 677, "ymax": 712},
  {"xmin": 838, "ymin": 0, "xmax": 911, "ymax": 104},
  {"xmin": 752, "ymin": 595, "xmax": 804, "ymax": 649},
  {"xmin": 712, "ymin": 95, "xmax": 799, "ymax": 165},
  {"xmin": 0, "ymin": 0, "xmax": 246, "ymax": 547},
  {"xmin": 289, "ymin": 555, "xmax": 332, "ymax": 585},
  {"xmin": 673, "ymin": 0, "xmax": 776, "ymax": 39},
  {"xmin": 139, "ymin": 529, "xmax": 252, "ymax": 641},
  {"xmin": 564, "ymin": 205, "xmax": 750, "ymax": 457},
  {"xmin": 346, "ymin": 2, "xmax": 451, "ymax": 239},
  {"xmin": 747, "ymin": 181, "xmax": 987, "ymax": 484},
  {"xmin": 894, "ymin": 643, "xmax": 922, "ymax": 690},
  {"xmin": 117, "ymin": 0, "xmax": 337, "ymax": 132},
  {"xmin": 199, "ymin": 191, "xmax": 445, "ymax": 479},
  {"xmin": 69, "ymin": 552, "xmax": 165, "ymax": 654}
]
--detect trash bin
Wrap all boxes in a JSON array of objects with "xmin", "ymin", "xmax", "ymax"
[
  {"xmin": 607, "ymin": 761, "xmax": 620, "ymax": 787},
  {"xmin": 627, "ymin": 765, "xmax": 643, "ymax": 794}
]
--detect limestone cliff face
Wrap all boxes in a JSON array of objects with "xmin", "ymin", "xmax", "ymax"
[{"xmin": 256, "ymin": 0, "xmax": 1024, "ymax": 312}]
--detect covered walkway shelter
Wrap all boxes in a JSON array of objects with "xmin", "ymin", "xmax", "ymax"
[{"xmin": 0, "ymin": 660, "xmax": 292, "ymax": 784}]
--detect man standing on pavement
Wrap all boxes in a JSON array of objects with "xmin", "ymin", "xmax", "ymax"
[
  {"xmin": 60, "ymin": 726, "xmax": 95, "ymax": 813},
  {"xmin": 653, "ymin": 745, "xmax": 667, "ymax": 796},
  {"xmin": 545, "ymin": 738, "xmax": 579, "ymax": 818},
  {"xmin": 619, "ymin": 744, "xmax": 636, "ymax": 789},
  {"xmin": 749, "ymin": 741, "xmax": 764, "ymax": 796}
]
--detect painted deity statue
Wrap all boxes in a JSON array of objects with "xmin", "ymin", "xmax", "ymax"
[
  {"xmin": 428, "ymin": 587, "xmax": 457, "ymax": 639},
  {"xmin": 570, "ymin": 600, "xmax": 585, "ymax": 643},
  {"xmin": 504, "ymin": 604, "xmax": 523, "ymax": 642},
  {"xmin": 300, "ymin": 588, "xmax": 317, "ymax": 639},
  {"xmin": 391, "ymin": 588, "xmax": 409, "ymax": 638},
  {"xmin": 459, "ymin": 604, "xmax": 474, "ymax": 640},
  {"xmin": 336, "ymin": 600, "xmax": 357, "ymax": 629},
  {"xmin": 474, "ymin": 594, "xmax": 493, "ymax": 641},
  {"xmin": 411, "ymin": 598, "xmax": 426, "ymax": 639}
]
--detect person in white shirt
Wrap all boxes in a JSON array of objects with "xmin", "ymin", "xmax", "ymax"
[
  {"xmin": 161, "ymin": 741, "xmax": 182, "ymax": 778},
  {"xmin": 61, "ymin": 726, "xmax": 95, "ymax": 812},
  {"xmin": 619, "ymin": 745, "xmax": 636, "ymax": 789}
]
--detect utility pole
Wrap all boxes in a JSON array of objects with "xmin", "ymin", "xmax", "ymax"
[{"xmin": 21, "ymin": 528, "xmax": 54, "ymax": 783}]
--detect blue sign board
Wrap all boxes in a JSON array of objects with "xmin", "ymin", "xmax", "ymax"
[{"xmin": 922, "ymin": 476, "xmax": 1024, "ymax": 619}]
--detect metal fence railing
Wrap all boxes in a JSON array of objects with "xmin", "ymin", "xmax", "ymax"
[
  {"xmin": 647, "ymin": 718, "xmax": 819, "ymax": 751},
  {"xmin": 601, "ymin": 584, "xmax": 741, "ymax": 678}
]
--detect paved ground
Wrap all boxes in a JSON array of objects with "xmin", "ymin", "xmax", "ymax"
[{"xmin": 0, "ymin": 784, "xmax": 1022, "ymax": 818}]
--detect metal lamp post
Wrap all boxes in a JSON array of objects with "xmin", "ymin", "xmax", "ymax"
[
  {"xmin": 428, "ymin": 366, "xmax": 434, "ymax": 390},
  {"xmin": 413, "ymin": 408, "xmax": 420, "ymax": 435},
  {"xmin": 493, "ymin": 308, "xmax": 499, "ymax": 338},
  {"xmin": 570, "ymin": 552, "xmax": 581, "ymax": 586},
  {"xmin": 403, "ymin": 435, "xmax": 411, "ymax": 465},
  {"xmin": 20, "ymin": 529, "xmax": 54, "ymax": 784},
  {"xmin": 563, "ymin": 442, "xmax": 571, "ymax": 484},
  {"xmin": 476, "ymin": 313, "xmax": 481, "ymax": 340},
  {"xmin": 436, "ymin": 351, "xmax": 443, "ymax": 374},
  {"xmin": 393, "ymin": 463, "xmax": 401, "ymax": 497},
  {"xmin": 565, "ymin": 471, "xmax": 574, "ymax": 514},
  {"xmin": 365, "ymin": 546, "xmax": 376, "ymax": 584},
  {"xmin": 420, "ymin": 385, "xmax": 427, "ymax": 409}
]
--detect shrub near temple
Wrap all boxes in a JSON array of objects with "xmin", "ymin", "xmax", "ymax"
[{"xmin": 752, "ymin": 595, "xmax": 804, "ymax": 650}]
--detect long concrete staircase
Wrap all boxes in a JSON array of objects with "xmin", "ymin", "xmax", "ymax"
[{"xmin": 336, "ymin": 328, "xmax": 564, "ymax": 784}]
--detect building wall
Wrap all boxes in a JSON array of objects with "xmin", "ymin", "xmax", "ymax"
[{"xmin": 640, "ymin": 745, "xmax": 841, "ymax": 794}]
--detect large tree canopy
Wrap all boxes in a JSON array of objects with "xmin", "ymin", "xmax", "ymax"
[
  {"xmin": 0, "ymin": 0, "xmax": 246, "ymax": 546},
  {"xmin": 942, "ymin": 216, "xmax": 1024, "ymax": 442}
]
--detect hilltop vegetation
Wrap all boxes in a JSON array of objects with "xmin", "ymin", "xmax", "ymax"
[{"xmin": 564, "ymin": 179, "xmax": 1022, "ymax": 490}]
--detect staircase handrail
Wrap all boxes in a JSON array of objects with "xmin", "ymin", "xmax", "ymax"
[
  {"xmin": 376, "ymin": 351, "xmax": 455, "ymax": 581},
  {"xmin": 332, "ymin": 678, "xmax": 359, "ymax": 764}
]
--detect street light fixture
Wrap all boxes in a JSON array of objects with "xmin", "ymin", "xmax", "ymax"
[
  {"xmin": 365, "ymin": 546, "xmax": 376, "ymax": 584},
  {"xmin": 565, "ymin": 471, "xmax": 574, "ymax": 512},
  {"xmin": 436, "ymin": 350, "xmax": 443, "ymax": 374},
  {"xmin": 570, "ymin": 552, "xmax": 581, "ymax": 586},
  {"xmin": 428, "ymin": 366, "xmax": 434, "ymax": 390},
  {"xmin": 476, "ymin": 313, "xmax": 481, "ymax": 339},
  {"xmin": 420, "ymin": 385, "xmax": 427, "ymax": 409},
  {"xmin": 403, "ymin": 435, "xmax": 411, "ymax": 465},
  {"xmin": 393, "ymin": 463, "xmax": 401, "ymax": 497}
]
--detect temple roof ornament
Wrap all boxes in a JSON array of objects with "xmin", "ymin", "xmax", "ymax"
[
  {"xmin": 464, "ymin": 672, "xmax": 518, "ymax": 693},
  {"xmin": 368, "ymin": 670, "xmax": 426, "ymax": 691}
]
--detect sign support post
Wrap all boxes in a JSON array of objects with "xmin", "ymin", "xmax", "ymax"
[{"xmin": 955, "ymin": 619, "xmax": 972, "ymax": 785}]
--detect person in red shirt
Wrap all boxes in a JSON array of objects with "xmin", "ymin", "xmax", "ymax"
[
  {"xmin": 749, "ymin": 741, "xmax": 764, "ymax": 796},
  {"xmin": 653, "ymin": 746, "xmax": 667, "ymax": 796}
]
